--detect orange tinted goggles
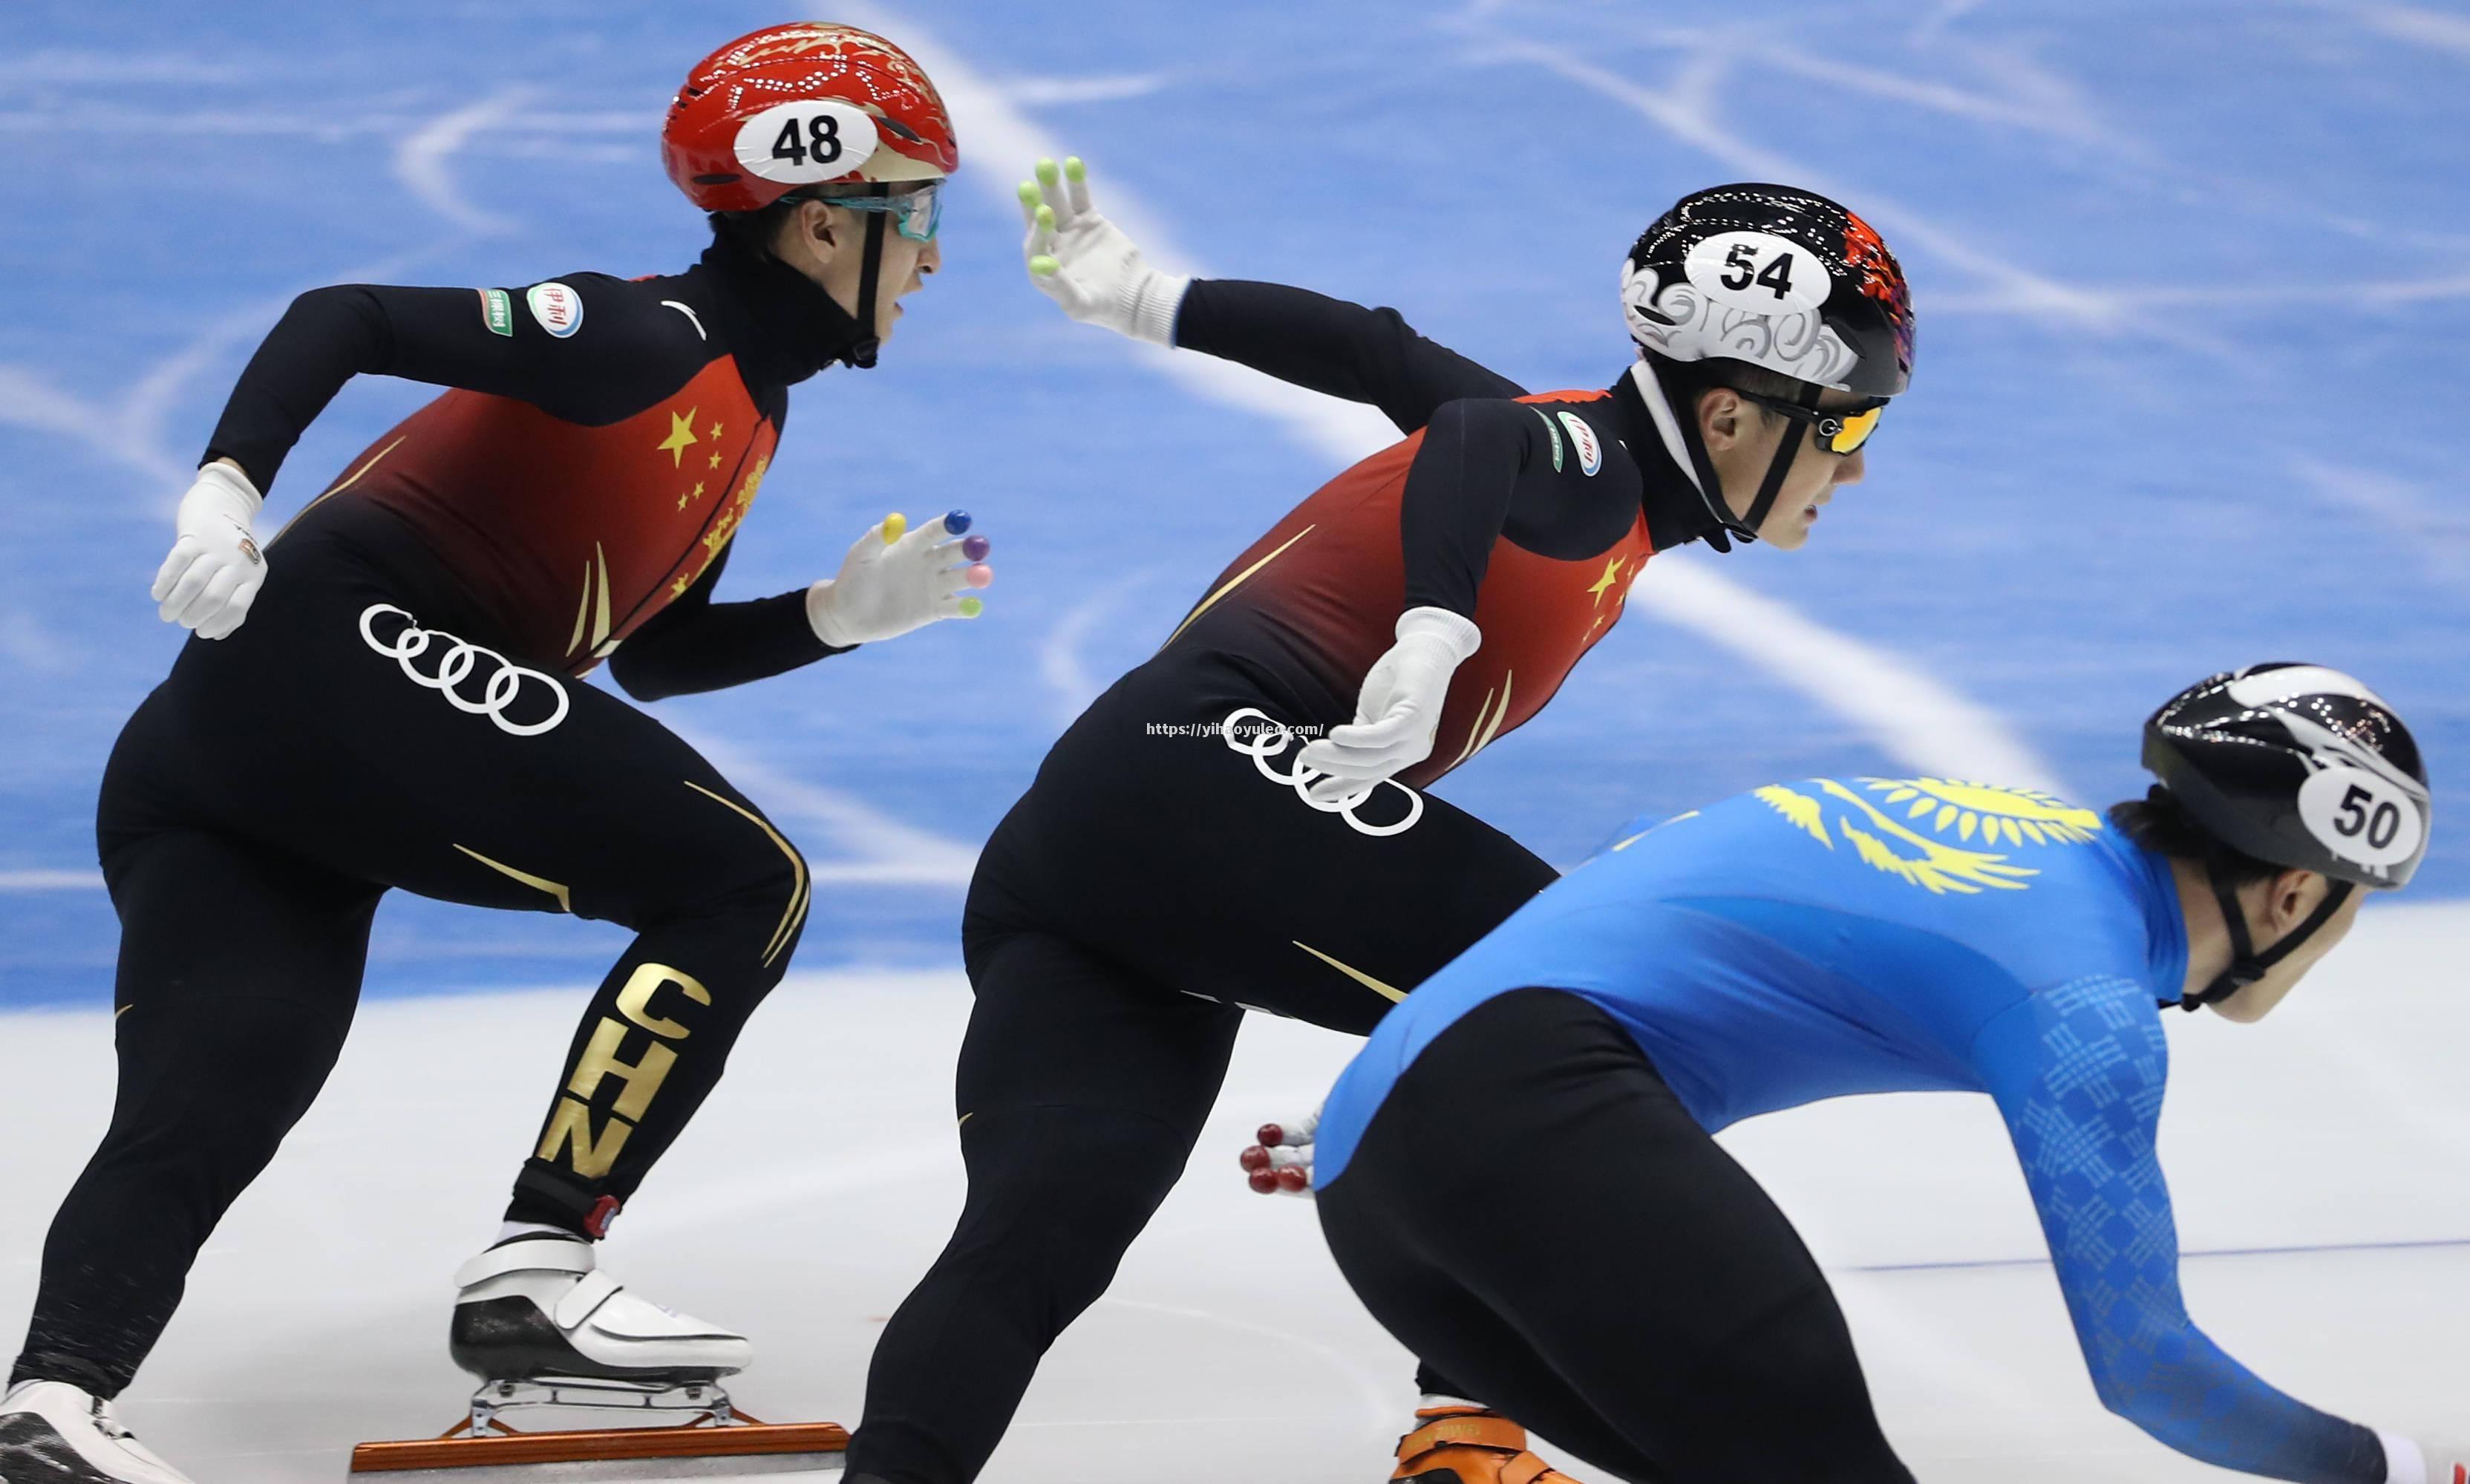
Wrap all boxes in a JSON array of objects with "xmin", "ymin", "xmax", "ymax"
[{"xmin": 1734, "ymin": 390, "xmax": 1888, "ymax": 455}]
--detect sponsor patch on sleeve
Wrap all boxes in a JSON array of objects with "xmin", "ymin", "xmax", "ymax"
[
  {"xmin": 477, "ymin": 288, "xmax": 514, "ymax": 336},
  {"xmin": 1557, "ymin": 410, "xmax": 1604, "ymax": 476},
  {"xmin": 1530, "ymin": 406, "xmax": 1564, "ymax": 473},
  {"xmin": 526, "ymin": 281, "xmax": 584, "ymax": 339}
]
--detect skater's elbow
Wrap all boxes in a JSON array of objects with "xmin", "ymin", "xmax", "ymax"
[
  {"xmin": 2085, "ymin": 1356, "xmax": 2186, "ymax": 1444},
  {"xmin": 606, "ymin": 645, "xmax": 685, "ymax": 703}
]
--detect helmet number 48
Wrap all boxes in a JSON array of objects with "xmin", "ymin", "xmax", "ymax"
[
  {"xmin": 772, "ymin": 115, "xmax": 842, "ymax": 168},
  {"xmin": 1722, "ymin": 243, "xmax": 1796, "ymax": 301},
  {"xmin": 733, "ymin": 100, "xmax": 880, "ymax": 184}
]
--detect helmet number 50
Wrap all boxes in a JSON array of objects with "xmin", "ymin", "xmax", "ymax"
[
  {"xmin": 2298, "ymin": 765, "xmax": 2422, "ymax": 869},
  {"xmin": 2334, "ymin": 782, "xmax": 2402, "ymax": 851}
]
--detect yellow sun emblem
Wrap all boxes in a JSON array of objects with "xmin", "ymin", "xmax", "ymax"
[
  {"xmin": 1753, "ymin": 777, "xmax": 2102, "ymax": 897},
  {"xmin": 1860, "ymin": 778, "xmax": 2100, "ymax": 847}
]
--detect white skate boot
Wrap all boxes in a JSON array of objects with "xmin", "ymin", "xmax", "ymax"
[
  {"xmin": 449, "ymin": 1233, "xmax": 753, "ymax": 1429},
  {"xmin": 0, "ymin": 1379, "xmax": 195, "ymax": 1484}
]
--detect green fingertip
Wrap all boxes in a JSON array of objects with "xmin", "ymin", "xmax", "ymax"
[
  {"xmin": 958, "ymin": 596, "xmax": 984, "ymax": 618},
  {"xmin": 1016, "ymin": 180, "xmax": 1040, "ymax": 204},
  {"xmin": 1035, "ymin": 158, "xmax": 1060, "ymax": 186},
  {"xmin": 1029, "ymin": 255, "xmax": 1060, "ymax": 276},
  {"xmin": 1034, "ymin": 203, "xmax": 1055, "ymax": 229},
  {"xmin": 1063, "ymin": 156, "xmax": 1085, "ymax": 180}
]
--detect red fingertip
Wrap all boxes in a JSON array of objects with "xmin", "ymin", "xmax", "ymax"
[
  {"xmin": 1239, "ymin": 1145, "xmax": 1270, "ymax": 1171},
  {"xmin": 1247, "ymin": 1169, "xmax": 1279, "ymax": 1194},
  {"xmin": 1275, "ymin": 1167, "xmax": 1309, "ymax": 1192},
  {"xmin": 1257, "ymin": 1123, "xmax": 1284, "ymax": 1145}
]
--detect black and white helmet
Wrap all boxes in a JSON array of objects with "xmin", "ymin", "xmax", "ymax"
[
  {"xmin": 2144, "ymin": 663, "xmax": 2431, "ymax": 889},
  {"xmin": 1618, "ymin": 184, "xmax": 1915, "ymax": 550},
  {"xmin": 1621, "ymin": 184, "xmax": 1915, "ymax": 399}
]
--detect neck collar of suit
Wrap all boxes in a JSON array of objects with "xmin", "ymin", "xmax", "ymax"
[
  {"xmin": 1610, "ymin": 361, "xmax": 1734, "ymax": 553},
  {"xmin": 699, "ymin": 231, "xmax": 870, "ymax": 389}
]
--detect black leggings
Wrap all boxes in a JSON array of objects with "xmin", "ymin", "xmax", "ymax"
[
  {"xmin": 13, "ymin": 502, "xmax": 810, "ymax": 1398},
  {"xmin": 1319, "ymin": 990, "xmax": 1913, "ymax": 1484},
  {"xmin": 843, "ymin": 658, "xmax": 1561, "ymax": 1484}
]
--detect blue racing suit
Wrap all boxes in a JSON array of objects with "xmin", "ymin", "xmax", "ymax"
[{"xmin": 1320, "ymin": 776, "xmax": 2382, "ymax": 1482}]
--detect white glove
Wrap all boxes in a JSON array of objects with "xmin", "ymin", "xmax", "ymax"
[
  {"xmin": 806, "ymin": 510, "xmax": 992, "ymax": 649},
  {"xmin": 1019, "ymin": 154, "xmax": 1188, "ymax": 345},
  {"xmin": 1238, "ymin": 1106, "xmax": 1319, "ymax": 1199},
  {"xmin": 2378, "ymin": 1431, "xmax": 2469, "ymax": 1484},
  {"xmin": 1298, "ymin": 607, "xmax": 1480, "ymax": 803},
  {"xmin": 151, "ymin": 460, "xmax": 267, "ymax": 640}
]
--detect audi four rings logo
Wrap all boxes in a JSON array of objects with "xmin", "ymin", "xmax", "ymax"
[
  {"xmin": 1220, "ymin": 706, "xmax": 1424, "ymax": 837},
  {"xmin": 358, "ymin": 604, "xmax": 571, "ymax": 737}
]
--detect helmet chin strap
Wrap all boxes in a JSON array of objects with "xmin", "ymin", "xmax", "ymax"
[
  {"xmin": 1733, "ymin": 380, "xmax": 1823, "ymax": 542},
  {"xmin": 840, "ymin": 190, "xmax": 891, "ymax": 370},
  {"xmin": 2178, "ymin": 869, "xmax": 2355, "ymax": 1012}
]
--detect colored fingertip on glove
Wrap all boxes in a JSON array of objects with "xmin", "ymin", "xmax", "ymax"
[
  {"xmin": 965, "ymin": 563, "xmax": 994, "ymax": 589},
  {"xmin": 1016, "ymin": 180, "xmax": 1040, "ymax": 207},
  {"xmin": 944, "ymin": 509, "xmax": 972, "ymax": 534},
  {"xmin": 1063, "ymin": 155, "xmax": 1086, "ymax": 182},
  {"xmin": 1035, "ymin": 157, "xmax": 1060, "ymax": 186},
  {"xmin": 882, "ymin": 511, "xmax": 906, "ymax": 544},
  {"xmin": 961, "ymin": 534, "xmax": 991, "ymax": 561},
  {"xmin": 957, "ymin": 596, "xmax": 984, "ymax": 618}
]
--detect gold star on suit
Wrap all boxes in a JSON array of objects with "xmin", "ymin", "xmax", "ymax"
[
  {"xmin": 657, "ymin": 408, "xmax": 701, "ymax": 468},
  {"xmin": 1586, "ymin": 555, "xmax": 1627, "ymax": 607}
]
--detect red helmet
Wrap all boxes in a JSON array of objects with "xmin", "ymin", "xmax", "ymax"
[{"xmin": 662, "ymin": 23, "xmax": 958, "ymax": 214}]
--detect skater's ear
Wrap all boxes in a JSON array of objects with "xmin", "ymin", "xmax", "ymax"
[
  {"xmin": 1694, "ymin": 385, "xmax": 1754, "ymax": 454},
  {"xmin": 788, "ymin": 199, "xmax": 843, "ymax": 261}
]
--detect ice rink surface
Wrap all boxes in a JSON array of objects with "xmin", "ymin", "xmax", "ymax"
[
  {"xmin": 4, "ymin": 1, "xmax": 2469, "ymax": 1480},
  {"xmin": 4, "ymin": 903, "xmax": 2470, "ymax": 1483}
]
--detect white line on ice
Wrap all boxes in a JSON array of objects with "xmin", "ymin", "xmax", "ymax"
[
  {"xmin": 2290, "ymin": 457, "xmax": 2470, "ymax": 582},
  {"xmin": 844, "ymin": 2, "xmax": 2068, "ymax": 797},
  {"xmin": 0, "ymin": 365, "xmax": 189, "ymax": 488},
  {"xmin": 1627, "ymin": 555, "xmax": 2068, "ymax": 794},
  {"xmin": 1927, "ymin": 271, "xmax": 2470, "ymax": 316},
  {"xmin": 1, "ymin": 82, "xmax": 540, "ymax": 509},
  {"xmin": 998, "ymin": 73, "xmax": 1173, "ymax": 106},
  {"xmin": 0, "ymin": 869, "xmax": 102, "ymax": 892},
  {"xmin": 681, "ymin": 730, "xmax": 980, "ymax": 886},
  {"xmin": 2316, "ymin": 0, "xmax": 2470, "ymax": 58},
  {"xmin": 394, "ymin": 88, "xmax": 533, "ymax": 237},
  {"xmin": 1479, "ymin": 36, "xmax": 2126, "ymax": 333},
  {"xmin": 1039, "ymin": 569, "xmax": 1172, "ymax": 724}
]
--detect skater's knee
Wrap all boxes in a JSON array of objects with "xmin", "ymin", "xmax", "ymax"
[
  {"xmin": 1693, "ymin": 1285, "xmax": 1906, "ymax": 1478},
  {"xmin": 100, "ymin": 993, "xmax": 345, "ymax": 1185},
  {"xmin": 645, "ymin": 807, "xmax": 810, "ymax": 967},
  {"xmin": 956, "ymin": 1104, "xmax": 1192, "ymax": 1259}
]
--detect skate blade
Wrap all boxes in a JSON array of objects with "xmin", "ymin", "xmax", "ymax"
[{"xmin": 346, "ymin": 1420, "xmax": 847, "ymax": 1480}]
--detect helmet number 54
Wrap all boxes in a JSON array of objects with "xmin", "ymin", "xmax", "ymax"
[{"xmin": 1721, "ymin": 243, "xmax": 1796, "ymax": 300}]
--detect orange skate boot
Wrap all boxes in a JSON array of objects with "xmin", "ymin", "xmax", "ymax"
[{"xmin": 1390, "ymin": 1404, "xmax": 1577, "ymax": 1484}]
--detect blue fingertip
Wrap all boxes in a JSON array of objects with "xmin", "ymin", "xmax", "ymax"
[{"xmin": 944, "ymin": 509, "xmax": 973, "ymax": 534}]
